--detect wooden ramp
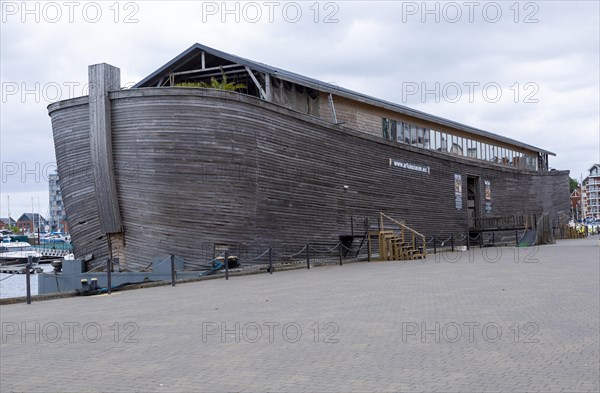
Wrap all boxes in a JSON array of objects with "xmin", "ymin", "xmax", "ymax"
[{"xmin": 518, "ymin": 229, "xmax": 537, "ymax": 247}]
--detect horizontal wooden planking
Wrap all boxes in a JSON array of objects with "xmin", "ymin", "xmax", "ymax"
[
  {"xmin": 50, "ymin": 104, "xmax": 110, "ymax": 268},
  {"xmin": 49, "ymin": 88, "xmax": 570, "ymax": 270}
]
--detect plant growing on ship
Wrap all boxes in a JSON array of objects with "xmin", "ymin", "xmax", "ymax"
[{"xmin": 176, "ymin": 66, "xmax": 246, "ymax": 91}]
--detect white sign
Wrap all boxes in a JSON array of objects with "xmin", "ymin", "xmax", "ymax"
[{"xmin": 390, "ymin": 159, "xmax": 430, "ymax": 174}]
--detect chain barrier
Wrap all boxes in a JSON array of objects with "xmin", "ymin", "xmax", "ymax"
[
  {"xmin": 309, "ymin": 242, "xmax": 341, "ymax": 253},
  {"xmin": 246, "ymin": 248, "xmax": 271, "ymax": 262},
  {"xmin": 440, "ymin": 235, "xmax": 453, "ymax": 247},
  {"xmin": 271, "ymin": 244, "xmax": 308, "ymax": 258},
  {"xmin": 468, "ymin": 233, "xmax": 481, "ymax": 240}
]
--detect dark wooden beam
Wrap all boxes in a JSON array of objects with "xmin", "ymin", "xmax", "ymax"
[{"xmin": 88, "ymin": 63, "xmax": 123, "ymax": 234}]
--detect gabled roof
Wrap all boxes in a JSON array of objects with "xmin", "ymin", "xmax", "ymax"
[
  {"xmin": 135, "ymin": 43, "xmax": 555, "ymax": 156},
  {"xmin": 588, "ymin": 163, "xmax": 600, "ymax": 172},
  {"xmin": 17, "ymin": 213, "xmax": 47, "ymax": 222},
  {"xmin": 0, "ymin": 217, "xmax": 16, "ymax": 224}
]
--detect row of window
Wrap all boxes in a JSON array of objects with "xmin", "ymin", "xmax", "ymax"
[{"xmin": 382, "ymin": 118, "xmax": 538, "ymax": 171}]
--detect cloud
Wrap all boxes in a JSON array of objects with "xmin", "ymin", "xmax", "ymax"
[{"xmin": 1, "ymin": 0, "xmax": 599, "ymax": 219}]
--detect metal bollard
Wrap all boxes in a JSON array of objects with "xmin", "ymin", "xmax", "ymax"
[
  {"xmin": 451, "ymin": 235, "xmax": 454, "ymax": 252},
  {"xmin": 225, "ymin": 251, "xmax": 229, "ymax": 280},
  {"xmin": 492, "ymin": 232, "xmax": 495, "ymax": 246},
  {"xmin": 466, "ymin": 233, "xmax": 470, "ymax": 250},
  {"xmin": 268, "ymin": 247, "xmax": 273, "ymax": 274},
  {"xmin": 26, "ymin": 255, "xmax": 32, "ymax": 305},
  {"xmin": 306, "ymin": 244, "xmax": 310, "ymax": 270},
  {"xmin": 170, "ymin": 254, "xmax": 176, "ymax": 286},
  {"xmin": 515, "ymin": 230, "xmax": 519, "ymax": 246},
  {"xmin": 107, "ymin": 258, "xmax": 112, "ymax": 295},
  {"xmin": 433, "ymin": 236, "xmax": 437, "ymax": 255},
  {"xmin": 338, "ymin": 243, "xmax": 343, "ymax": 266}
]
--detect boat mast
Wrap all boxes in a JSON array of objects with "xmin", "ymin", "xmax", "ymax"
[{"xmin": 31, "ymin": 197, "xmax": 35, "ymax": 234}]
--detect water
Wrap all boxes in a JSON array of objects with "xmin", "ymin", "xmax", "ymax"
[{"xmin": 0, "ymin": 264, "xmax": 55, "ymax": 299}]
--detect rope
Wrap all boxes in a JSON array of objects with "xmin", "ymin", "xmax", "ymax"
[
  {"xmin": 309, "ymin": 242, "xmax": 341, "ymax": 253},
  {"xmin": 440, "ymin": 235, "xmax": 453, "ymax": 247},
  {"xmin": 0, "ymin": 274, "xmax": 16, "ymax": 282},
  {"xmin": 468, "ymin": 233, "xmax": 481, "ymax": 240},
  {"xmin": 272, "ymin": 245, "xmax": 308, "ymax": 258},
  {"xmin": 87, "ymin": 261, "xmax": 108, "ymax": 273},
  {"xmin": 246, "ymin": 248, "xmax": 271, "ymax": 261},
  {"xmin": 340, "ymin": 243, "xmax": 354, "ymax": 252}
]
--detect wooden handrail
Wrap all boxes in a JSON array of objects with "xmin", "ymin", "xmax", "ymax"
[
  {"xmin": 379, "ymin": 212, "xmax": 426, "ymax": 238},
  {"xmin": 372, "ymin": 212, "xmax": 427, "ymax": 261}
]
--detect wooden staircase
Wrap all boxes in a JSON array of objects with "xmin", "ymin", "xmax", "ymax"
[{"xmin": 368, "ymin": 213, "xmax": 426, "ymax": 261}]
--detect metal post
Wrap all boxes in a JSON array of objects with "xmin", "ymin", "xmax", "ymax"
[
  {"xmin": 466, "ymin": 233, "xmax": 470, "ymax": 250},
  {"xmin": 433, "ymin": 236, "xmax": 437, "ymax": 255},
  {"xmin": 170, "ymin": 254, "xmax": 176, "ymax": 286},
  {"xmin": 268, "ymin": 247, "xmax": 273, "ymax": 274},
  {"xmin": 492, "ymin": 232, "xmax": 495, "ymax": 246},
  {"xmin": 225, "ymin": 251, "xmax": 229, "ymax": 280},
  {"xmin": 515, "ymin": 230, "xmax": 519, "ymax": 246},
  {"xmin": 451, "ymin": 235, "xmax": 454, "ymax": 252},
  {"xmin": 106, "ymin": 258, "xmax": 112, "ymax": 295},
  {"xmin": 306, "ymin": 244, "xmax": 310, "ymax": 269},
  {"xmin": 338, "ymin": 243, "xmax": 343, "ymax": 266},
  {"xmin": 26, "ymin": 256, "xmax": 32, "ymax": 305}
]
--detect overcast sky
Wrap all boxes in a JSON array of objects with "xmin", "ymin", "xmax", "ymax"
[{"xmin": 1, "ymin": 0, "xmax": 599, "ymax": 220}]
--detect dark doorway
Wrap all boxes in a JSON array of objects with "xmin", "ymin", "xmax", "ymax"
[{"xmin": 467, "ymin": 176, "xmax": 480, "ymax": 228}]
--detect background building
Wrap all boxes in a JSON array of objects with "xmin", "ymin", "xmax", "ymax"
[
  {"xmin": 48, "ymin": 173, "xmax": 68, "ymax": 232},
  {"xmin": 16, "ymin": 213, "xmax": 48, "ymax": 233},
  {"xmin": 0, "ymin": 217, "xmax": 16, "ymax": 230},
  {"xmin": 582, "ymin": 164, "xmax": 600, "ymax": 220}
]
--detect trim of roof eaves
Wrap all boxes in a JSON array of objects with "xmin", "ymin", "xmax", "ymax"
[{"xmin": 134, "ymin": 43, "xmax": 555, "ymax": 156}]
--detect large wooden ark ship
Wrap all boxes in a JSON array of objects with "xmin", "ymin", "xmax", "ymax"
[{"xmin": 48, "ymin": 43, "xmax": 570, "ymax": 271}]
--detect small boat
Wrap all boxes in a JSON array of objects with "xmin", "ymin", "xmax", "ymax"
[
  {"xmin": 0, "ymin": 241, "xmax": 42, "ymax": 266},
  {"xmin": 40, "ymin": 232, "xmax": 70, "ymax": 244}
]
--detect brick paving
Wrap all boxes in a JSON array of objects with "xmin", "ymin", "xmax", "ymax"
[{"xmin": 1, "ymin": 237, "xmax": 599, "ymax": 392}]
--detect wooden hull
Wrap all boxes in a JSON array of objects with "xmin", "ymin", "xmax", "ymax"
[{"xmin": 48, "ymin": 88, "xmax": 570, "ymax": 270}]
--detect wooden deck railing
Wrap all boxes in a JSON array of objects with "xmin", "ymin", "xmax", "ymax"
[{"xmin": 472, "ymin": 214, "xmax": 537, "ymax": 230}]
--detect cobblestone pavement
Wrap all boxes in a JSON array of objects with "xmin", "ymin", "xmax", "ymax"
[{"xmin": 1, "ymin": 237, "xmax": 599, "ymax": 392}]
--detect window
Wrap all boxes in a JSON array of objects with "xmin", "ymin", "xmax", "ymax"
[
  {"xmin": 410, "ymin": 125, "xmax": 418, "ymax": 145},
  {"xmin": 390, "ymin": 120, "xmax": 397, "ymax": 141},
  {"xmin": 416, "ymin": 127, "xmax": 424, "ymax": 147},
  {"xmin": 379, "ymin": 117, "xmax": 538, "ymax": 171},
  {"xmin": 403, "ymin": 123, "xmax": 411, "ymax": 144},
  {"xmin": 440, "ymin": 133, "xmax": 448, "ymax": 152},
  {"xmin": 431, "ymin": 130, "xmax": 439, "ymax": 151},
  {"xmin": 397, "ymin": 122, "xmax": 404, "ymax": 143},
  {"xmin": 382, "ymin": 118, "xmax": 390, "ymax": 140},
  {"xmin": 467, "ymin": 140, "xmax": 477, "ymax": 158}
]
